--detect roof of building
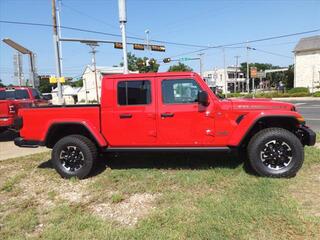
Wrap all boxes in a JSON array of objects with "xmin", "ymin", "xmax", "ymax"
[
  {"xmin": 52, "ymin": 85, "xmax": 81, "ymax": 95},
  {"xmin": 294, "ymin": 35, "xmax": 320, "ymax": 52},
  {"xmin": 82, "ymin": 65, "xmax": 138, "ymax": 76}
]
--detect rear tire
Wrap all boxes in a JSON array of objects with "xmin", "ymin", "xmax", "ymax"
[
  {"xmin": 52, "ymin": 135, "xmax": 97, "ymax": 179},
  {"xmin": 247, "ymin": 128, "xmax": 304, "ymax": 178}
]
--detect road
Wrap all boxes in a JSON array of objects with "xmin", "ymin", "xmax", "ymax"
[{"xmin": 283, "ymin": 100, "xmax": 320, "ymax": 132}]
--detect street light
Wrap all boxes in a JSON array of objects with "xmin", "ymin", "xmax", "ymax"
[{"xmin": 2, "ymin": 38, "xmax": 37, "ymax": 88}]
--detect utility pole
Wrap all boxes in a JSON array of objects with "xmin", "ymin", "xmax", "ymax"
[
  {"xmin": 246, "ymin": 42, "xmax": 250, "ymax": 93},
  {"xmin": 145, "ymin": 29, "xmax": 150, "ymax": 50},
  {"xmin": 52, "ymin": 0, "xmax": 63, "ymax": 103},
  {"xmin": 234, "ymin": 55, "xmax": 240, "ymax": 93},
  {"xmin": 118, "ymin": 0, "xmax": 128, "ymax": 74},
  {"xmin": 86, "ymin": 43, "xmax": 100, "ymax": 103},
  {"xmin": 198, "ymin": 53, "xmax": 204, "ymax": 77},
  {"xmin": 57, "ymin": 0, "xmax": 63, "ymax": 75},
  {"xmin": 222, "ymin": 48, "xmax": 227, "ymax": 98}
]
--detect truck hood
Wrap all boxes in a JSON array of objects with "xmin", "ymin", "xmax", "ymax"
[{"xmin": 229, "ymin": 98, "xmax": 295, "ymax": 111}]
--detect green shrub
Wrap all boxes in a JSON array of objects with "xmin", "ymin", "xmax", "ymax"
[
  {"xmin": 287, "ymin": 87, "xmax": 309, "ymax": 94},
  {"xmin": 313, "ymin": 91, "xmax": 320, "ymax": 97}
]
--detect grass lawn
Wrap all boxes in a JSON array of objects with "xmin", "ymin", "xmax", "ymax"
[{"xmin": 0, "ymin": 143, "xmax": 320, "ymax": 239}]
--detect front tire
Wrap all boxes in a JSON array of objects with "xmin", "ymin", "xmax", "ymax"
[
  {"xmin": 52, "ymin": 135, "xmax": 97, "ymax": 179},
  {"xmin": 247, "ymin": 128, "xmax": 304, "ymax": 178}
]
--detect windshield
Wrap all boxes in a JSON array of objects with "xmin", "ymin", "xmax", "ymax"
[{"xmin": 0, "ymin": 89, "xmax": 30, "ymax": 100}]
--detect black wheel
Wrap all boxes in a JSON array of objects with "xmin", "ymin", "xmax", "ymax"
[
  {"xmin": 52, "ymin": 135, "xmax": 97, "ymax": 179},
  {"xmin": 247, "ymin": 128, "xmax": 304, "ymax": 178}
]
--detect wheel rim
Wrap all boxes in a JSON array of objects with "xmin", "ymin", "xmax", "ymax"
[
  {"xmin": 59, "ymin": 146, "xmax": 85, "ymax": 172},
  {"xmin": 260, "ymin": 140, "xmax": 293, "ymax": 170}
]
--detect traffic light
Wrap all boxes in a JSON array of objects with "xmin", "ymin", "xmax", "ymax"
[
  {"xmin": 150, "ymin": 45, "xmax": 165, "ymax": 52},
  {"xmin": 133, "ymin": 44, "xmax": 145, "ymax": 51},
  {"xmin": 163, "ymin": 58, "xmax": 171, "ymax": 63},
  {"xmin": 148, "ymin": 58, "xmax": 156, "ymax": 65},
  {"xmin": 114, "ymin": 42, "xmax": 123, "ymax": 49}
]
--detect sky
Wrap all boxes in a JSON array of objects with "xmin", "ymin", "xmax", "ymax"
[{"xmin": 0, "ymin": 0, "xmax": 319, "ymax": 85}]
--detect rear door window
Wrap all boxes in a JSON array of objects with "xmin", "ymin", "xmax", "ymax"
[{"xmin": 117, "ymin": 80, "xmax": 151, "ymax": 105}]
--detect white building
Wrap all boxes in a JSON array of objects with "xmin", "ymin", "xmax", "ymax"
[
  {"xmin": 294, "ymin": 35, "xmax": 320, "ymax": 93},
  {"xmin": 203, "ymin": 66, "xmax": 246, "ymax": 93},
  {"xmin": 77, "ymin": 66, "xmax": 137, "ymax": 103},
  {"xmin": 52, "ymin": 85, "xmax": 81, "ymax": 105}
]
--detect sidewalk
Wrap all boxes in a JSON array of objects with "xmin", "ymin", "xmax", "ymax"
[
  {"xmin": 0, "ymin": 130, "xmax": 50, "ymax": 161},
  {"xmin": 0, "ymin": 141, "xmax": 49, "ymax": 161},
  {"xmin": 272, "ymin": 97, "xmax": 320, "ymax": 101}
]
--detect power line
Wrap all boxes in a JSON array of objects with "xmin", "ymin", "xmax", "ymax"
[
  {"xmin": 166, "ymin": 28, "xmax": 320, "ymax": 58},
  {"xmin": 0, "ymin": 20, "xmax": 207, "ymax": 48},
  {"xmin": 253, "ymin": 48, "xmax": 293, "ymax": 59}
]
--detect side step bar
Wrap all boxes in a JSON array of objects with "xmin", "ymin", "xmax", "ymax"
[{"xmin": 103, "ymin": 147, "xmax": 231, "ymax": 153}]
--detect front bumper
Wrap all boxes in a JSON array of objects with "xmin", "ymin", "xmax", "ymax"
[
  {"xmin": 14, "ymin": 137, "xmax": 44, "ymax": 148},
  {"xmin": 296, "ymin": 125, "xmax": 316, "ymax": 146}
]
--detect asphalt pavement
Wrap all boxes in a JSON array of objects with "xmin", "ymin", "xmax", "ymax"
[{"xmin": 278, "ymin": 100, "xmax": 320, "ymax": 132}]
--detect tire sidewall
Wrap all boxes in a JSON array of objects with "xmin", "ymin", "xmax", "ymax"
[
  {"xmin": 248, "ymin": 129, "xmax": 303, "ymax": 177},
  {"xmin": 52, "ymin": 137, "xmax": 94, "ymax": 179}
]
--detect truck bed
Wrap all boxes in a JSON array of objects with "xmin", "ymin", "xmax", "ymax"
[{"xmin": 18, "ymin": 105, "xmax": 101, "ymax": 142}]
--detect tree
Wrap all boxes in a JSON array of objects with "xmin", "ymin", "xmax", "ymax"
[
  {"xmin": 120, "ymin": 52, "xmax": 159, "ymax": 73},
  {"xmin": 38, "ymin": 77, "xmax": 54, "ymax": 93},
  {"xmin": 69, "ymin": 78, "xmax": 83, "ymax": 88},
  {"xmin": 0, "ymin": 79, "xmax": 5, "ymax": 87},
  {"xmin": 167, "ymin": 62, "xmax": 193, "ymax": 72},
  {"xmin": 240, "ymin": 62, "xmax": 294, "ymax": 88}
]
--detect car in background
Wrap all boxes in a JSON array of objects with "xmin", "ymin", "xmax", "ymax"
[{"xmin": 0, "ymin": 86, "xmax": 50, "ymax": 134}]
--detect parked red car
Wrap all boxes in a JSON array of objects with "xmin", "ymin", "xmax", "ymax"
[
  {"xmin": 14, "ymin": 72, "xmax": 315, "ymax": 179},
  {"xmin": 0, "ymin": 86, "xmax": 49, "ymax": 133}
]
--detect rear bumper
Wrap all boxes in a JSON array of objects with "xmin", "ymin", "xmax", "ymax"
[
  {"xmin": 0, "ymin": 117, "xmax": 14, "ymax": 127},
  {"xmin": 14, "ymin": 137, "xmax": 44, "ymax": 148},
  {"xmin": 297, "ymin": 125, "xmax": 316, "ymax": 146}
]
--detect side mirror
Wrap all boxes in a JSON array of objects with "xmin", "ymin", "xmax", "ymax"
[
  {"xmin": 198, "ymin": 91, "xmax": 209, "ymax": 106},
  {"xmin": 42, "ymin": 94, "xmax": 52, "ymax": 100}
]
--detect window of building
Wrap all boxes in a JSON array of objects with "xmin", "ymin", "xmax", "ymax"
[
  {"xmin": 117, "ymin": 80, "xmax": 151, "ymax": 105},
  {"xmin": 162, "ymin": 79, "xmax": 201, "ymax": 104}
]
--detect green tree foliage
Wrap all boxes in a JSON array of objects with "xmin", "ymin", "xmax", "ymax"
[
  {"xmin": 38, "ymin": 78, "xmax": 54, "ymax": 93},
  {"xmin": 0, "ymin": 79, "xmax": 5, "ymax": 87},
  {"xmin": 69, "ymin": 79, "xmax": 83, "ymax": 88},
  {"xmin": 120, "ymin": 52, "xmax": 159, "ymax": 73},
  {"xmin": 167, "ymin": 62, "xmax": 193, "ymax": 72},
  {"xmin": 240, "ymin": 62, "xmax": 294, "ymax": 89}
]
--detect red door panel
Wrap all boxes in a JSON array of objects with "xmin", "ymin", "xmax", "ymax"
[
  {"xmin": 156, "ymin": 77, "xmax": 215, "ymax": 146},
  {"xmin": 102, "ymin": 78, "xmax": 157, "ymax": 146}
]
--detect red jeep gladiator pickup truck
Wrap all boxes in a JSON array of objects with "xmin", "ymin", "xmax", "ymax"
[
  {"xmin": 0, "ymin": 86, "xmax": 49, "ymax": 134},
  {"xmin": 14, "ymin": 72, "xmax": 316, "ymax": 179}
]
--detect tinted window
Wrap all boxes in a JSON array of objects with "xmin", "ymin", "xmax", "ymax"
[
  {"xmin": 0, "ymin": 89, "xmax": 29, "ymax": 100},
  {"xmin": 162, "ymin": 79, "xmax": 201, "ymax": 104},
  {"xmin": 32, "ymin": 89, "xmax": 41, "ymax": 99},
  {"xmin": 118, "ymin": 80, "xmax": 151, "ymax": 105},
  {"xmin": 0, "ymin": 91, "xmax": 5, "ymax": 100}
]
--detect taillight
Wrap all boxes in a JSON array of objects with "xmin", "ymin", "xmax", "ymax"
[{"xmin": 9, "ymin": 104, "xmax": 16, "ymax": 114}]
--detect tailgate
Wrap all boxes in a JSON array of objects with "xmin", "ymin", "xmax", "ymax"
[{"xmin": 0, "ymin": 101, "xmax": 10, "ymax": 117}]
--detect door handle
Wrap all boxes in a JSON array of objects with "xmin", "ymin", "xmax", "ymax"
[
  {"xmin": 119, "ymin": 113, "xmax": 132, "ymax": 119},
  {"xmin": 161, "ymin": 112, "xmax": 174, "ymax": 118}
]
